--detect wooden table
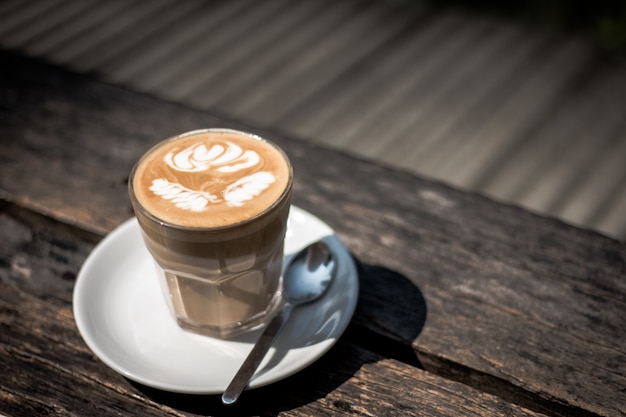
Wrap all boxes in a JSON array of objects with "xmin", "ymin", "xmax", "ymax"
[{"xmin": 1, "ymin": 51, "xmax": 625, "ymax": 417}]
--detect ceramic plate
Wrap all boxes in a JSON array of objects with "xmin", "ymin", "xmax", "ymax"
[{"xmin": 73, "ymin": 206, "xmax": 358, "ymax": 394}]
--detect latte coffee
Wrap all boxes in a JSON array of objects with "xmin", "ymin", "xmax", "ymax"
[{"xmin": 129, "ymin": 129, "xmax": 293, "ymax": 338}]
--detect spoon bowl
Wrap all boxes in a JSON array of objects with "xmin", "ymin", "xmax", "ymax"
[{"xmin": 283, "ymin": 242, "xmax": 335, "ymax": 305}]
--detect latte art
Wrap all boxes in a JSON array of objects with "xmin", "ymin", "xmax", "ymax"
[
  {"xmin": 131, "ymin": 129, "xmax": 291, "ymax": 228},
  {"xmin": 151, "ymin": 141, "xmax": 277, "ymax": 211},
  {"xmin": 149, "ymin": 171, "xmax": 276, "ymax": 211},
  {"xmin": 165, "ymin": 141, "xmax": 260, "ymax": 173},
  {"xmin": 222, "ymin": 171, "xmax": 276, "ymax": 207},
  {"xmin": 149, "ymin": 178, "xmax": 219, "ymax": 211}
]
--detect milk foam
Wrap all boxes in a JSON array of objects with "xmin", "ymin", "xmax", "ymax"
[
  {"xmin": 164, "ymin": 141, "xmax": 261, "ymax": 173},
  {"xmin": 149, "ymin": 178, "xmax": 219, "ymax": 211},
  {"xmin": 132, "ymin": 129, "xmax": 291, "ymax": 228},
  {"xmin": 152, "ymin": 141, "xmax": 276, "ymax": 211}
]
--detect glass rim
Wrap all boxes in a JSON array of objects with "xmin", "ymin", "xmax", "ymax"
[{"xmin": 128, "ymin": 128, "xmax": 294, "ymax": 233}]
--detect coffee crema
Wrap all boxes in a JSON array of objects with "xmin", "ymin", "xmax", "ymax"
[{"xmin": 132, "ymin": 129, "xmax": 291, "ymax": 228}]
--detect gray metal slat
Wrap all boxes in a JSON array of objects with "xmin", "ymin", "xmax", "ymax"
[
  {"xmin": 96, "ymin": 0, "xmax": 208, "ymax": 75},
  {"xmin": 21, "ymin": 0, "xmax": 135, "ymax": 56},
  {"xmin": 0, "ymin": 0, "xmax": 28, "ymax": 16},
  {"xmin": 203, "ymin": 0, "xmax": 360, "ymax": 108},
  {"xmin": 277, "ymin": 11, "xmax": 444, "ymax": 143},
  {"xmin": 68, "ymin": 0, "xmax": 189, "ymax": 72},
  {"xmin": 566, "ymin": 64, "xmax": 626, "ymax": 233},
  {"xmin": 35, "ymin": 0, "xmax": 141, "ymax": 64},
  {"xmin": 151, "ymin": 0, "xmax": 293, "ymax": 100},
  {"xmin": 276, "ymin": 10, "xmax": 444, "ymax": 141},
  {"xmin": 411, "ymin": 34, "xmax": 558, "ymax": 178},
  {"xmin": 340, "ymin": 19, "xmax": 493, "ymax": 155},
  {"xmin": 238, "ymin": 4, "xmax": 416, "ymax": 125},
  {"xmin": 507, "ymin": 60, "xmax": 626, "ymax": 220},
  {"xmin": 437, "ymin": 39, "xmax": 594, "ymax": 188},
  {"xmin": 338, "ymin": 15, "xmax": 491, "ymax": 151},
  {"xmin": 120, "ymin": 0, "xmax": 255, "ymax": 90},
  {"xmin": 212, "ymin": 3, "xmax": 380, "ymax": 113},
  {"xmin": 550, "ymin": 122, "xmax": 626, "ymax": 216},
  {"xmin": 182, "ymin": 0, "xmax": 334, "ymax": 107},
  {"xmin": 476, "ymin": 57, "xmax": 626, "ymax": 203},
  {"xmin": 0, "ymin": 0, "xmax": 93, "ymax": 49},
  {"xmin": 519, "ymin": 109, "xmax": 622, "ymax": 214},
  {"xmin": 0, "ymin": 0, "xmax": 66, "ymax": 39},
  {"xmin": 309, "ymin": 13, "xmax": 480, "ymax": 148},
  {"xmin": 188, "ymin": 0, "xmax": 375, "ymax": 115},
  {"xmin": 477, "ymin": 90, "xmax": 601, "ymax": 202},
  {"xmin": 50, "ymin": 0, "xmax": 174, "ymax": 66},
  {"xmin": 382, "ymin": 23, "xmax": 528, "ymax": 166},
  {"xmin": 403, "ymin": 30, "xmax": 547, "ymax": 175},
  {"xmin": 558, "ymin": 129, "xmax": 626, "ymax": 228},
  {"xmin": 357, "ymin": 18, "xmax": 521, "ymax": 164},
  {"xmin": 592, "ymin": 181, "xmax": 626, "ymax": 239}
]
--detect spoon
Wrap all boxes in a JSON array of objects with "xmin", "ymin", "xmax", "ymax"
[{"xmin": 222, "ymin": 241, "xmax": 336, "ymax": 405}]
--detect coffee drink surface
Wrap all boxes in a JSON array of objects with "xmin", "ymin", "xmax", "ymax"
[
  {"xmin": 132, "ymin": 129, "xmax": 291, "ymax": 228},
  {"xmin": 129, "ymin": 129, "xmax": 293, "ymax": 338}
]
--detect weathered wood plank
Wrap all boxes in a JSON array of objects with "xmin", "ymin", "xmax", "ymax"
[
  {"xmin": 0, "ymin": 204, "xmax": 546, "ymax": 417},
  {"xmin": 1, "ymin": 52, "xmax": 624, "ymax": 417}
]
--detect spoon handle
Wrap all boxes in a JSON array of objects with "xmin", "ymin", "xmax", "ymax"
[{"xmin": 222, "ymin": 303, "xmax": 293, "ymax": 405}]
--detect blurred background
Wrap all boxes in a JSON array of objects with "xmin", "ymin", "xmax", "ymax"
[{"xmin": 1, "ymin": 0, "xmax": 625, "ymax": 240}]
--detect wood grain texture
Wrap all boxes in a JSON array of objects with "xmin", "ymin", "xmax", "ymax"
[
  {"xmin": 1, "ymin": 51, "xmax": 625, "ymax": 417},
  {"xmin": 0, "ymin": 202, "xmax": 546, "ymax": 417}
]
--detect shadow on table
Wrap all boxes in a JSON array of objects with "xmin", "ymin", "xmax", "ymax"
[{"xmin": 130, "ymin": 256, "xmax": 427, "ymax": 415}]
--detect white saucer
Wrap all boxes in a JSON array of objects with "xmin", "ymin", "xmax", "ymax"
[{"xmin": 73, "ymin": 206, "xmax": 358, "ymax": 394}]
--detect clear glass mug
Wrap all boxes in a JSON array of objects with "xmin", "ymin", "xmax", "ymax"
[{"xmin": 128, "ymin": 129, "xmax": 293, "ymax": 338}]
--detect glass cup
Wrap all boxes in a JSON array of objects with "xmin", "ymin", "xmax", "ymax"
[{"xmin": 128, "ymin": 128, "xmax": 293, "ymax": 338}]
